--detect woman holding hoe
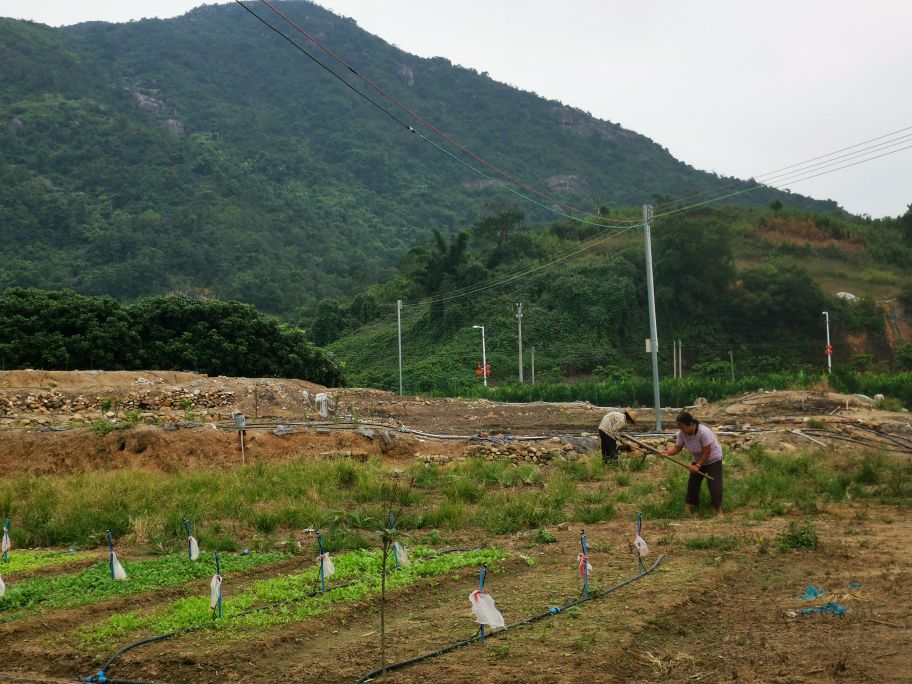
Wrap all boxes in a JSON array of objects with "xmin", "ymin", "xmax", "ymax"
[{"xmin": 659, "ymin": 411, "xmax": 724, "ymax": 518}]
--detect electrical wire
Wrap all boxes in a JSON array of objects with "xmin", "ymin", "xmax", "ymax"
[
  {"xmin": 235, "ymin": 3, "xmax": 911, "ymax": 305},
  {"xmin": 255, "ymin": 1, "xmax": 912, "ymax": 226},
  {"xmin": 652, "ymin": 142, "xmax": 912, "ymax": 221},
  {"xmin": 402, "ymin": 139, "xmax": 912, "ymax": 306},
  {"xmin": 235, "ymin": 1, "xmax": 628, "ymax": 231},
  {"xmin": 252, "ymin": 0, "xmax": 629, "ymax": 222},
  {"xmin": 649, "ymin": 125, "xmax": 912, "ymax": 213}
]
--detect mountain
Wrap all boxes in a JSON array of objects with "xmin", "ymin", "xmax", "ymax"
[{"xmin": 0, "ymin": 2, "xmax": 839, "ymax": 318}]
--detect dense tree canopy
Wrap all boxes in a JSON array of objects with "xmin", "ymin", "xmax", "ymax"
[{"xmin": 0, "ymin": 289, "xmax": 342, "ymax": 385}]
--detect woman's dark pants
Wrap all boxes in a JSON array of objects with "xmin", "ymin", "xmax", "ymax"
[
  {"xmin": 599, "ymin": 430, "xmax": 618, "ymax": 462},
  {"xmin": 686, "ymin": 460, "xmax": 724, "ymax": 508}
]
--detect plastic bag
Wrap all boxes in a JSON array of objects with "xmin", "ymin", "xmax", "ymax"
[
  {"xmin": 110, "ymin": 551, "xmax": 127, "ymax": 581},
  {"xmin": 634, "ymin": 535, "xmax": 649, "ymax": 557},
  {"xmin": 393, "ymin": 541, "xmax": 411, "ymax": 568},
  {"xmin": 799, "ymin": 585, "xmax": 825, "ymax": 600},
  {"xmin": 320, "ymin": 552, "xmax": 335, "ymax": 578},
  {"xmin": 188, "ymin": 536, "xmax": 200, "ymax": 561},
  {"xmin": 469, "ymin": 590, "xmax": 505, "ymax": 630},
  {"xmin": 577, "ymin": 553, "xmax": 592, "ymax": 578},
  {"xmin": 0, "ymin": 575, "xmax": 5, "ymax": 598},
  {"xmin": 1, "ymin": 528, "xmax": 10, "ymax": 557},
  {"xmin": 210, "ymin": 573, "xmax": 222, "ymax": 611}
]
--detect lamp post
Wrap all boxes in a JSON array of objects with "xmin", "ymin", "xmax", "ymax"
[
  {"xmin": 822, "ymin": 311, "xmax": 832, "ymax": 374},
  {"xmin": 473, "ymin": 325, "xmax": 487, "ymax": 387}
]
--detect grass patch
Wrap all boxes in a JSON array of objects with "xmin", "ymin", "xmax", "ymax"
[
  {"xmin": 478, "ymin": 491, "xmax": 565, "ymax": 534},
  {"xmin": 535, "ymin": 527, "xmax": 557, "ymax": 544},
  {"xmin": 778, "ymin": 520, "xmax": 818, "ymax": 551}
]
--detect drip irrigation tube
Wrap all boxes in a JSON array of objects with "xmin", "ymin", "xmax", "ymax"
[
  {"xmin": 85, "ymin": 541, "xmax": 477, "ymax": 682},
  {"xmin": 800, "ymin": 429, "xmax": 912, "ymax": 453},
  {"xmin": 84, "ymin": 580, "xmax": 358, "ymax": 683},
  {"xmin": 848, "ymin": 424, "xmax": 912, "ymax": 449},
  {"xmin": 354, "ymin": 554, "xmax": 665, "ymax": 683}
]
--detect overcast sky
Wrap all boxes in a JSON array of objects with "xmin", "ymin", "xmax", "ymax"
[{"xmin": 2, "ymin": 1, "xmax": 910, "ymax": 217}]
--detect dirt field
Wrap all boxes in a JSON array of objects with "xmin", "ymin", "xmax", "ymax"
[
  {"xmin": 0, "ymin": 371, "xmax": 910, "ymax": 683},
  {"xmin": 2, "ymin": 370, "xmax": 909, "ymax": 476}
]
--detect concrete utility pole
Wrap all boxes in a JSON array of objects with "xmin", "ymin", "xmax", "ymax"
[
  {"xmin": 396, "ymin": 300, "xmax": 403, "ymax": 396},
  {"xmin": 473, "ymin": 325, "xmax": 487, "ymax": 387},
  {"xmin": 729, "ymin": 350, "xmax": 735, "ymax": 381},
  {"xmin": 822, "ymin": 311, "xmax": 832, "ymax": 374},
  {"xmin": 643, "ymin": 204, "xmax": 662, "ymax": 431},
  {"xmin": 678, "ymin": 339, "xmax": 683, "ymax": 378},
  {"xmin": 672, "ymin": 340, "xmax": 678, "ymax": 379},
  {"xmin": 531, "ymin": 345, "xmax": 536, "ymax": 385},
  {"xmin": 516, "ymin": 302, "xmax": 524, "ymax": 384}
]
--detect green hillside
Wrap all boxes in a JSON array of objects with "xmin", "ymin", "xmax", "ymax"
[
  {"xmin": 0, "ymin": 2, "xmax": 836, "ymax": 319},
  {"xmin": 327, "ymin": 204, "xmax": 912, "ymax": 393}
]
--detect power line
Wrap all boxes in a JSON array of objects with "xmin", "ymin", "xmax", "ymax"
[
  {"xmin": 652, "ymin": 141, "xmax": 912, "ymax": 220},
  {"xmin": 649, "ymin": 125, "xmax": 912, "ymax": 213},
  {"xmin": 236, "ymin": 1, "xmax": 630, "ymax": 230},
  {"xmin": 406, "ymin": 140, "xmax": 912, "ymax": 305},
  {"xmin": 253, "ymin": 0, "xmax": 629, "ymax": 222},
  {"xmin": 235, "ymin": 2, "xmax": 910, "ymax": 305},
  {"xmin": 403, "ymin": 222, "xmax": 643, "ymax": 306}
]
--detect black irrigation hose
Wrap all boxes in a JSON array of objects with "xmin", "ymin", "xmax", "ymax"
[
  {"xmin": 354, "ymin": 555, "xmax": 666, "ymax": 683},
  {"xmin": 849, "ymin": 424, "xmax": 912, "ymax": 450},
  {"xmin": 801, "ymin": 429, "xmax": 912, "ymax": 453},
  {"xmin": 84, "ymin": 581, "xmax": 359, "ymax": 683},
  {"xmin": 0, "ymin": 674, "xmax": 160, "ymax": 684},
  {"xmin": 86, "ymin": 545, "xmax": 486, "ymax": 681}
]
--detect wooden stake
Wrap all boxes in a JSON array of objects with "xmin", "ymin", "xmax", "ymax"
[{"xmin": 239, "ymin": 429, "xmax": 246, "ymax": 464}]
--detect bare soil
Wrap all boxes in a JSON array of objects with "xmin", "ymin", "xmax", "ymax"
[
  {"xmin": 1, "ymin": 370, "xmax": 909, "ymax": 477},
  {"xmin": 1, "ymin": 516, "xmax": 909, "ymax": 683},
  {"xmin": 0, "ymin": 371, "xmax": 910, "ymax": 682}
]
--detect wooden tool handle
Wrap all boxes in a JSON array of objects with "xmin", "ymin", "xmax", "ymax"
[{"xmin": 622, "ymin": 434, "xmax": 714, "ymax": 481}]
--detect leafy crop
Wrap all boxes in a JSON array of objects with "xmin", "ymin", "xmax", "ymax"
[
  {"xmin": 82, "ymin": 547, "xmax": 504, "ymax": 642},
  {"xmin": 0, "ymin": 549, "xmax": 93, "ymax": 576},
  {"xmin": 0, "ymin": 551, "xmax": 286, "ymax": 621}
]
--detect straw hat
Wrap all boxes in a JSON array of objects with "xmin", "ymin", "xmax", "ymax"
[{"xmin": 624, "ymin": 409, "xmax": 638, "ymax": 424}]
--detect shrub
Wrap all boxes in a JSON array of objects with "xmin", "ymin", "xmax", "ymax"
[{"xmin": 778, "ymin": 519, "xmax": 818, "ymax": 551}]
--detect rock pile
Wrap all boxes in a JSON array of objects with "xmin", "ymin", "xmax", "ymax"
[{"xmin": 0, "ymin": 389, "xmax": 238, "ymax": 423}]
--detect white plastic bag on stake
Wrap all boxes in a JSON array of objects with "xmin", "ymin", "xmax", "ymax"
[
  {"xmin": 634, "ymin": 535, "xmax": 649, "ymax": 557},
  {"xmin": 1, "ymin": 528, "xmax": 10, "ymax": 558},
  {"xmin": 393, "ymin": 541, "xmax": 410, "ymax": 568},
  {"xmin": 111, "ymin": 552, "xmax": 127, "ymax": 581},
  {"xmin": 210, "ymin": 574, "xmax": 222, "ymax": 611},
  {"xmin": 188, "ymin": 536, "xmax": 200, "ymax": 561},
  {"xmin": 320, "ymin": 552, "xmax": 335, "ymax": 578},
  {"xmin": 469, "ymin": 590, "xmax": 505, "ymax": 630},
  {"xmin": 0, "ymin": 575, "xmax": 5, "ymax": 598}
]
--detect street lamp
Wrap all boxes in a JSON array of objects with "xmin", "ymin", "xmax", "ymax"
[
  {"xmin": 472, "ymin": 325, "xmax": 487, "ymax": 387},
  {"xmin": 822, "ymin": 311, "xmax": 832, "ymax": 374}
]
